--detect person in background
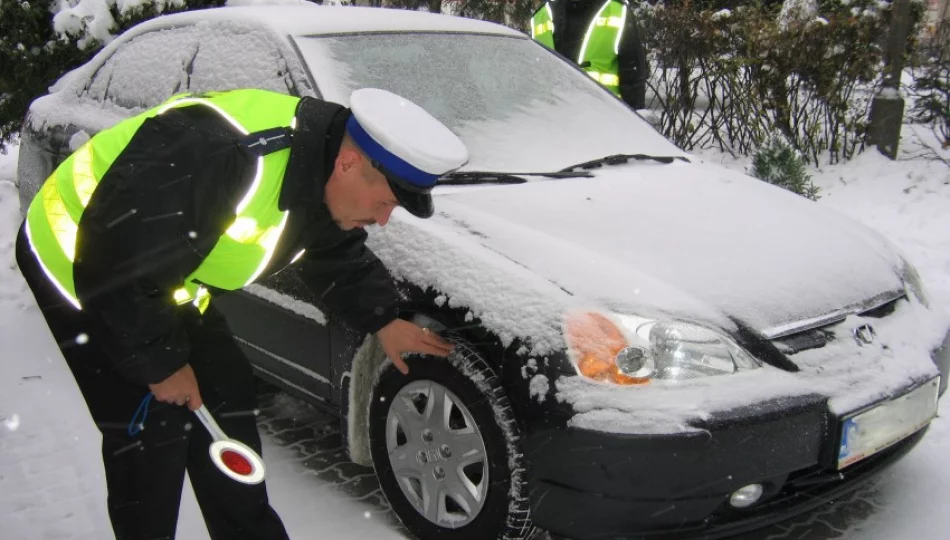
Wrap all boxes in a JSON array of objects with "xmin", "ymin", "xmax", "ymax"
[{"xmin": 531, "ymin": 0, "xmax": 649, "ymax": 109}]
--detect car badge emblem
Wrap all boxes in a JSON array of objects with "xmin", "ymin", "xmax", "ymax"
[{"xmin": 853, "ymin": 324, "xmax": 875, "ymax": 346}]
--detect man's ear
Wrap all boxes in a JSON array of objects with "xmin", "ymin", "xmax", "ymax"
[{"xmin": 337, "ymin": 147, "xmax": 362, "ymax": 174}]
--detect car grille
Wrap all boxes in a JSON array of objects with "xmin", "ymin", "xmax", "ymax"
[{"xmin": 769, "ymin": 293, "xmax": 905, "ymax": 356}]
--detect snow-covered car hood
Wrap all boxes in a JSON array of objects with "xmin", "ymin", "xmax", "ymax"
[{"xmin": 371, "ymin": 160, "xmax": 906, "ymax": 341}]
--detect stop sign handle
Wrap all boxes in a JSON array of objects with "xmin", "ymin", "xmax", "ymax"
[{"xmin": 194, "ymin": 405, "xmax": 267, "ymax": 485}]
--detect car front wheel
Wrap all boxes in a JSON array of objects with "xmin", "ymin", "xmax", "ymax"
[{"xmin": 369, "ymin": 337, "xmax": 534, "ymax": 540}]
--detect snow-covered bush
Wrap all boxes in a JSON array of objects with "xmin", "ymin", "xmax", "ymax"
[
  {"xmin": 752, "ymin": 134, "xmax": 820, "ymax": 200},
  {"xmin": 777, "ymin": 0, "xmax": 818, "ymax": 30},
  {"xmin": 0, "ymin": 0, "xmax": 91, "ymax": 152},
  {"xmin": 636, "ymin": 2, "xmax": 773, "ymax": 156},
  {"xmin": 910, "ymin": 24, "xmax": 950, "ymax": 150},
  {"xmin": 383, "ymin": 0, "xmax": 442, "ymax": 14},
  {"xmin": 636, "ymin": 0, "xmax": 926, "ymax": 165},
  {"xmin": 384, "ymin": 0, "xmax": 534, "ymax": 32}
]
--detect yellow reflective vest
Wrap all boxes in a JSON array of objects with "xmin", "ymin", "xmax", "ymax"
[{"xmin": 24, "ymin": 89, "xmax": 299, "ymax": 313}]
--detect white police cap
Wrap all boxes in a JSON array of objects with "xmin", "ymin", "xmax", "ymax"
[{"xmin": 346, "ymin": 88, "xmax": 469, "ymax": 218}]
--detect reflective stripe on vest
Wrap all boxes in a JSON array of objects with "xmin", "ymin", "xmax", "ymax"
[
  {"xmin": 531, "ymin": 3, "xmax": 555, "ymax": 50},
  {"xmin": 586, "ymin": 71, "xmax": 620, "ymax": 87},
  {"xmin": 577, "ymin": 0, "xmax": 627, "ymax": 96},
  {"xmin": 25, "ymin": 89, "xmax": 300, "ymax": 312}
]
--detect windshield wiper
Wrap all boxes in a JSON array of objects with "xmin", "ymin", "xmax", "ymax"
[
  {"xmin": 438, "ymin": 156, "xmax": 685, "ymax": 185},
  {"xmin": 560, "ymin": 153, "xmax": 690, "ymax": 173},
  {"xmin": 439, "ymin": 170, "xmax": 592, "ymax": 186}
]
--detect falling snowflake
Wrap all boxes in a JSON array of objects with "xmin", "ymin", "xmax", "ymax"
[{"xmin": 3, "ymin": 414, "xmax": 20, "ymax": 431}]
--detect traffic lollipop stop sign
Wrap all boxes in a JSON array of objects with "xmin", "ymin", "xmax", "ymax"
[{"xmin": 194, "ymin": 405, "xmax": 266, "ymax": 485}]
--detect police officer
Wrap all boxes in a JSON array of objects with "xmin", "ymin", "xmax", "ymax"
[
  {"xmin": 15, "ymin": 87, "xmax": 468, "ymax": 539},
  {"xmin": 531, "ymin": 0, "xmax": 649, "ymax": 109}
]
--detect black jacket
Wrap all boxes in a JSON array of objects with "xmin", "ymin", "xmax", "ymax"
[
  {"xmin": 69, "ymin": 97, "xmax": 400, "ymax": 386},
  {"xmin": 550, "ymin": 0, "xmax": 648, "ymax": 109}
]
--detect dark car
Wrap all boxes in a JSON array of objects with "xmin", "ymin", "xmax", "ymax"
[{"xmin": 16, "ymin": 5, "xmax": 950, "ymax": 540}]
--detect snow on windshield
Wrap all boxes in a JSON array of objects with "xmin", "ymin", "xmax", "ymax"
[
  {"xmin": 53, "ymin": 0, "xmax": 186, "ymax": 47},
  {"xmin": 295, "ymin": 33, "xmax": 684, "ymax": 172}
]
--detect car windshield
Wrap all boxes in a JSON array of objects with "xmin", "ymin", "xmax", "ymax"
[{"xmin": 293, "ymin": 32, "xmax": 682, "ymax": 172}]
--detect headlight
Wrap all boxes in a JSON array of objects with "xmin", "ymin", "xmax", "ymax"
[
  {"xmin": 641, "ymin": 320, "xmax": 760, "ymax": 379},
  {"xmin": 901, "ymin": 258, "xmax": 929, "ymax": 307},
  {"xmin": 564, "ymin": 312, "xmax": 760, "ymax": 385}
]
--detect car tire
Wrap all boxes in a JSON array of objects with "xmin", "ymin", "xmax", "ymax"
[{"xmin": 369, "ymin": 337, "xmax": 534, "ymax": 540}]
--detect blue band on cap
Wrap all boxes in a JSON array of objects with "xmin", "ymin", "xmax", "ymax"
[{"xmin": 346, "ymin": 116, "xmax": 439, "ymax": 189}]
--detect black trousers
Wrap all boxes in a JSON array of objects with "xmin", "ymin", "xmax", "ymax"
[{"xmin": 15, "ymin": 228, "xmax": 289, "ymax": 540}]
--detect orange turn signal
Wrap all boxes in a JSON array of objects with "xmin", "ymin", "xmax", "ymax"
[{"xmin": 565, "ymin": 312, "xmax": 650, "ymax": 385}]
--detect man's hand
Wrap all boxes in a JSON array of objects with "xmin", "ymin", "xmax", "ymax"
[
  {"xmin": 376, "ymin": 319, "xmax": 454, "ymax": 375},
  {"xmin": 149, "ymin": 364, "xmax": 203, "ymax": 411}
]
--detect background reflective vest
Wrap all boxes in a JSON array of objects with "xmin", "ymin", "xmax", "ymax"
[
  {"xmin": 24, "ymin": 89, "xmax": 299, "ymax": 313},
  {"xmin": 530, "ymin": 0, "xmax": 628, "ymax": 97},
  {"xmin": 531, "ymin": 2, "xmax": 556, "ymax": 49}
]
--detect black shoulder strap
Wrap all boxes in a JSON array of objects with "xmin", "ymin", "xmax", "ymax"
[{"xmin": 241, "ymin": 126, "xmax": 293, "ymax": 156}]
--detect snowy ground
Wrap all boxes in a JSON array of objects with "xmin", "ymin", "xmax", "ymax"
[{"xmin": 1, "ymin": 123, "xmax": 949, "ymax": 539}]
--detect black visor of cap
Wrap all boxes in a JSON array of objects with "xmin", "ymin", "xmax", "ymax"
[{"xmin": 372, "ymin": 159, "xmax": 435, "ymax": 219}]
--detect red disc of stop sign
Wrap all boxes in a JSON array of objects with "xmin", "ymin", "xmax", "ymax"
[
  {"xmin": 209, "ymin": 440, "xmax": 265, "ymax": 484},
  {"xmin": 221, "ymin": 449, "xmax": 254, "ymax": 476}
]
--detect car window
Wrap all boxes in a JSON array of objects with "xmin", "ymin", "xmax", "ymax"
[
  {"xmin": 295, "ymin": 33, "xmax": 682, "ymax": 172},
  {"xmin": 187, "ymin": 24, "xmax": 295, "ymax": 96},
  {"xmin": 85, "ymin": 28, "xmax": 199, "ymax": 109}
]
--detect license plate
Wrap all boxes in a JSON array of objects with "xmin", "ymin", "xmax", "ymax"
[{"xmin": 837, "ymin": 378, "xmax": 940, "ymax": 470}]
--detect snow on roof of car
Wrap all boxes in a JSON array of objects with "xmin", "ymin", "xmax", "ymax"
[
  {"xmin": 37, "ymin": 4, "xmax": 524, "ymax": 131},
  {"xmin": 126, "ymin": 5, "xmax": 524, "ymax": 39}
]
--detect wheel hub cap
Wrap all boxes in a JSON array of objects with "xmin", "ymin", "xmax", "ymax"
[{"xmin": 385, "ymin": 380, "xmax": 489, "ymax": 527}]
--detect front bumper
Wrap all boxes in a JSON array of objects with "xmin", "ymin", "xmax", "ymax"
[{"xmin": 524, "ymin": 393, "xmax": 931, "ymax": 540}]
